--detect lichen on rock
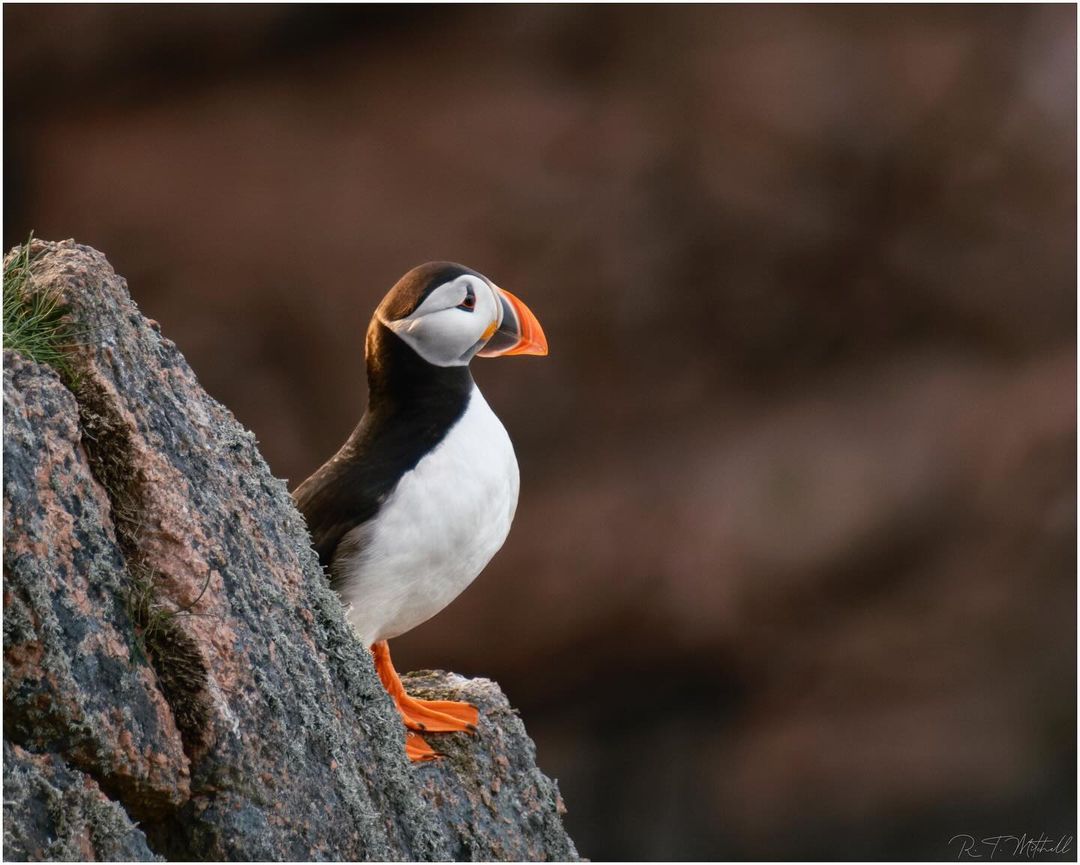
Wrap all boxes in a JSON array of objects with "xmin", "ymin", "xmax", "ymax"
[{"xmin": 3, "ymin": 742, "xmax": 160, "ymax": 862}]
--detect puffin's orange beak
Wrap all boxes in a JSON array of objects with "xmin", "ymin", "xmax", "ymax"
[{"xmin": 477, "ymin": 287, "xmax": 549, "ymax": 358}]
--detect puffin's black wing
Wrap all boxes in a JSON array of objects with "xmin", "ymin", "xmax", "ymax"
[{"xmin": 292, "ymin": 433, "xmax": 384, "ymax": 581}]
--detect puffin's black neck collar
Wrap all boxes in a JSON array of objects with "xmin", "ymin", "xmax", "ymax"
[{"xmin": 364, "ymin": 319, "xmax": 473, "ymax": 416}]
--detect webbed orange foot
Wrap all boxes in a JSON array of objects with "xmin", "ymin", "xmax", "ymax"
[
  {"xmin": 372, "ymin": 640, "xmax": 479, "ymax": 762},
  {"xmin": 396, "ymin": 691, "xmax": 479, "ymax": 733},
  {"xmin": 405, "ymin": 731, "xmax": 439, "ymax": 762}
]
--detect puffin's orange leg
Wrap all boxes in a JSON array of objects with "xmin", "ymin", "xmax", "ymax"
[{"xmin": 371, "ymin": 641, "xmax": 479, "ymax": 758}]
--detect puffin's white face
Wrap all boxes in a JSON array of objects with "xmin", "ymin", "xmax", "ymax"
[
  {"xmin": 378, "ymin": 267, "xmax": 548, "ymax": 367},
  {"xmin": 379, "ymin": 274, "xmax": 501, "ymax": 367}
]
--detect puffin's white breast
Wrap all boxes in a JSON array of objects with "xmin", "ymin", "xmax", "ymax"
[{"xmin": 336, "ymin": 385, "xmax": 519, "ymax": 645}]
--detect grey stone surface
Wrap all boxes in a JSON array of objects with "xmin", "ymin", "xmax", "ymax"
[
  {"xmin": 3, "ymin": 742, "xmax": 159, "ymax": 862},
  {"xmin": 3, "ymin": 351, "xmax": 190, "ymax": 822},
  {"xmin": 2, "ymin": 239, "xmax": 579, "ymax": 861},
  {"xmin": 405, "ymin": 673, "xmax": 579, "ymax": 862}
]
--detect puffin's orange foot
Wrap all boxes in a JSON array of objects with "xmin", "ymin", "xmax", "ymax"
[
  {"xmin": 371, "ymin": 640, "xmax": 480, "ymax": 762},
  {"xmin": 406, "ymin": 731, "xmax": 439, "ymax": 762},
  {"xmin": 397, "ymin": 692, "xmax": 479, "ymax": 734}
]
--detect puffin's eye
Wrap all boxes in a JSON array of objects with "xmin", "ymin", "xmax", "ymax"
[{"xmin": 458, "ymin": 284, "xmax": 476, "ymax": 311}]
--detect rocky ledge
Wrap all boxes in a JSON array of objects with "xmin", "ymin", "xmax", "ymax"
[{"xmin": 2, "ymin": 239, "xmax": 578, "ymax": 861}]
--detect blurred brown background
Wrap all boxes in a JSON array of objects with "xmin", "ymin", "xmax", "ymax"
[{"xmin": 5, "ymin": 4, "xmax": 1076, "ymax": 860}]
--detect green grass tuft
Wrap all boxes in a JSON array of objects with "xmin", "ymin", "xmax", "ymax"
[
  {"xmin": 3, "ymin": 234, "xmax": 80, "ymax": 379},
  {"xmin": 127, "ymin": 560, "xmax": 213, "ymax": 662}
]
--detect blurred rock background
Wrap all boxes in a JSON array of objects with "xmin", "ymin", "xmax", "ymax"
[{"xmin": 4, "ymin": 5, "xmax": 1075, "ymax": 859}]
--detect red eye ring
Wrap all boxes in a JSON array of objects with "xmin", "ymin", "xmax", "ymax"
[{"xmin": 458, "ymin": 284, "xmax": 476, "ymax": 311}]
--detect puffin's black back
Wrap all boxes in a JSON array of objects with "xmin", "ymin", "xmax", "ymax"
[{"xmin": 293, "ymin": 319, "xmax": 473, "ymax": 585}]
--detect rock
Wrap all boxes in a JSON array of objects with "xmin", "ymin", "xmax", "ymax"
[
  {"xmin": 3, "ymin": 351, "xmax": 190, "ymax": 821},
  {"xmin": 3, "ymin": 742, "xmax": 159, "ymax": 862},
  {"xmin": 403, "ymin": 673, "xmax": 577, "ymax": 862},
  {"xmin": 2, "ymin": 239, "xmax": 578, "ymax": 862}
]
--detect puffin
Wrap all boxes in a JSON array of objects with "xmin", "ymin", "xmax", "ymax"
[{"xmin": 293, "ymin": 262, "xmax": 548, "ymax": 762}]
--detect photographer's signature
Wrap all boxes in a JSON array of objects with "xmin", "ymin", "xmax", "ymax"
[{"xmin": 948, "ymin": 833, "xmax": 1073, "ymax": 860}]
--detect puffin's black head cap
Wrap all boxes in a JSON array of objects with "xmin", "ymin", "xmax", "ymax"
[{"xmin": 378, "ymin": 262, "xmax": 485, "ymax": 322}]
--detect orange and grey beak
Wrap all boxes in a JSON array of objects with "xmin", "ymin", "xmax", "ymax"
[{"xmin": 477, "ymin": 287, "xmax": 549, "ymax": 358}]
